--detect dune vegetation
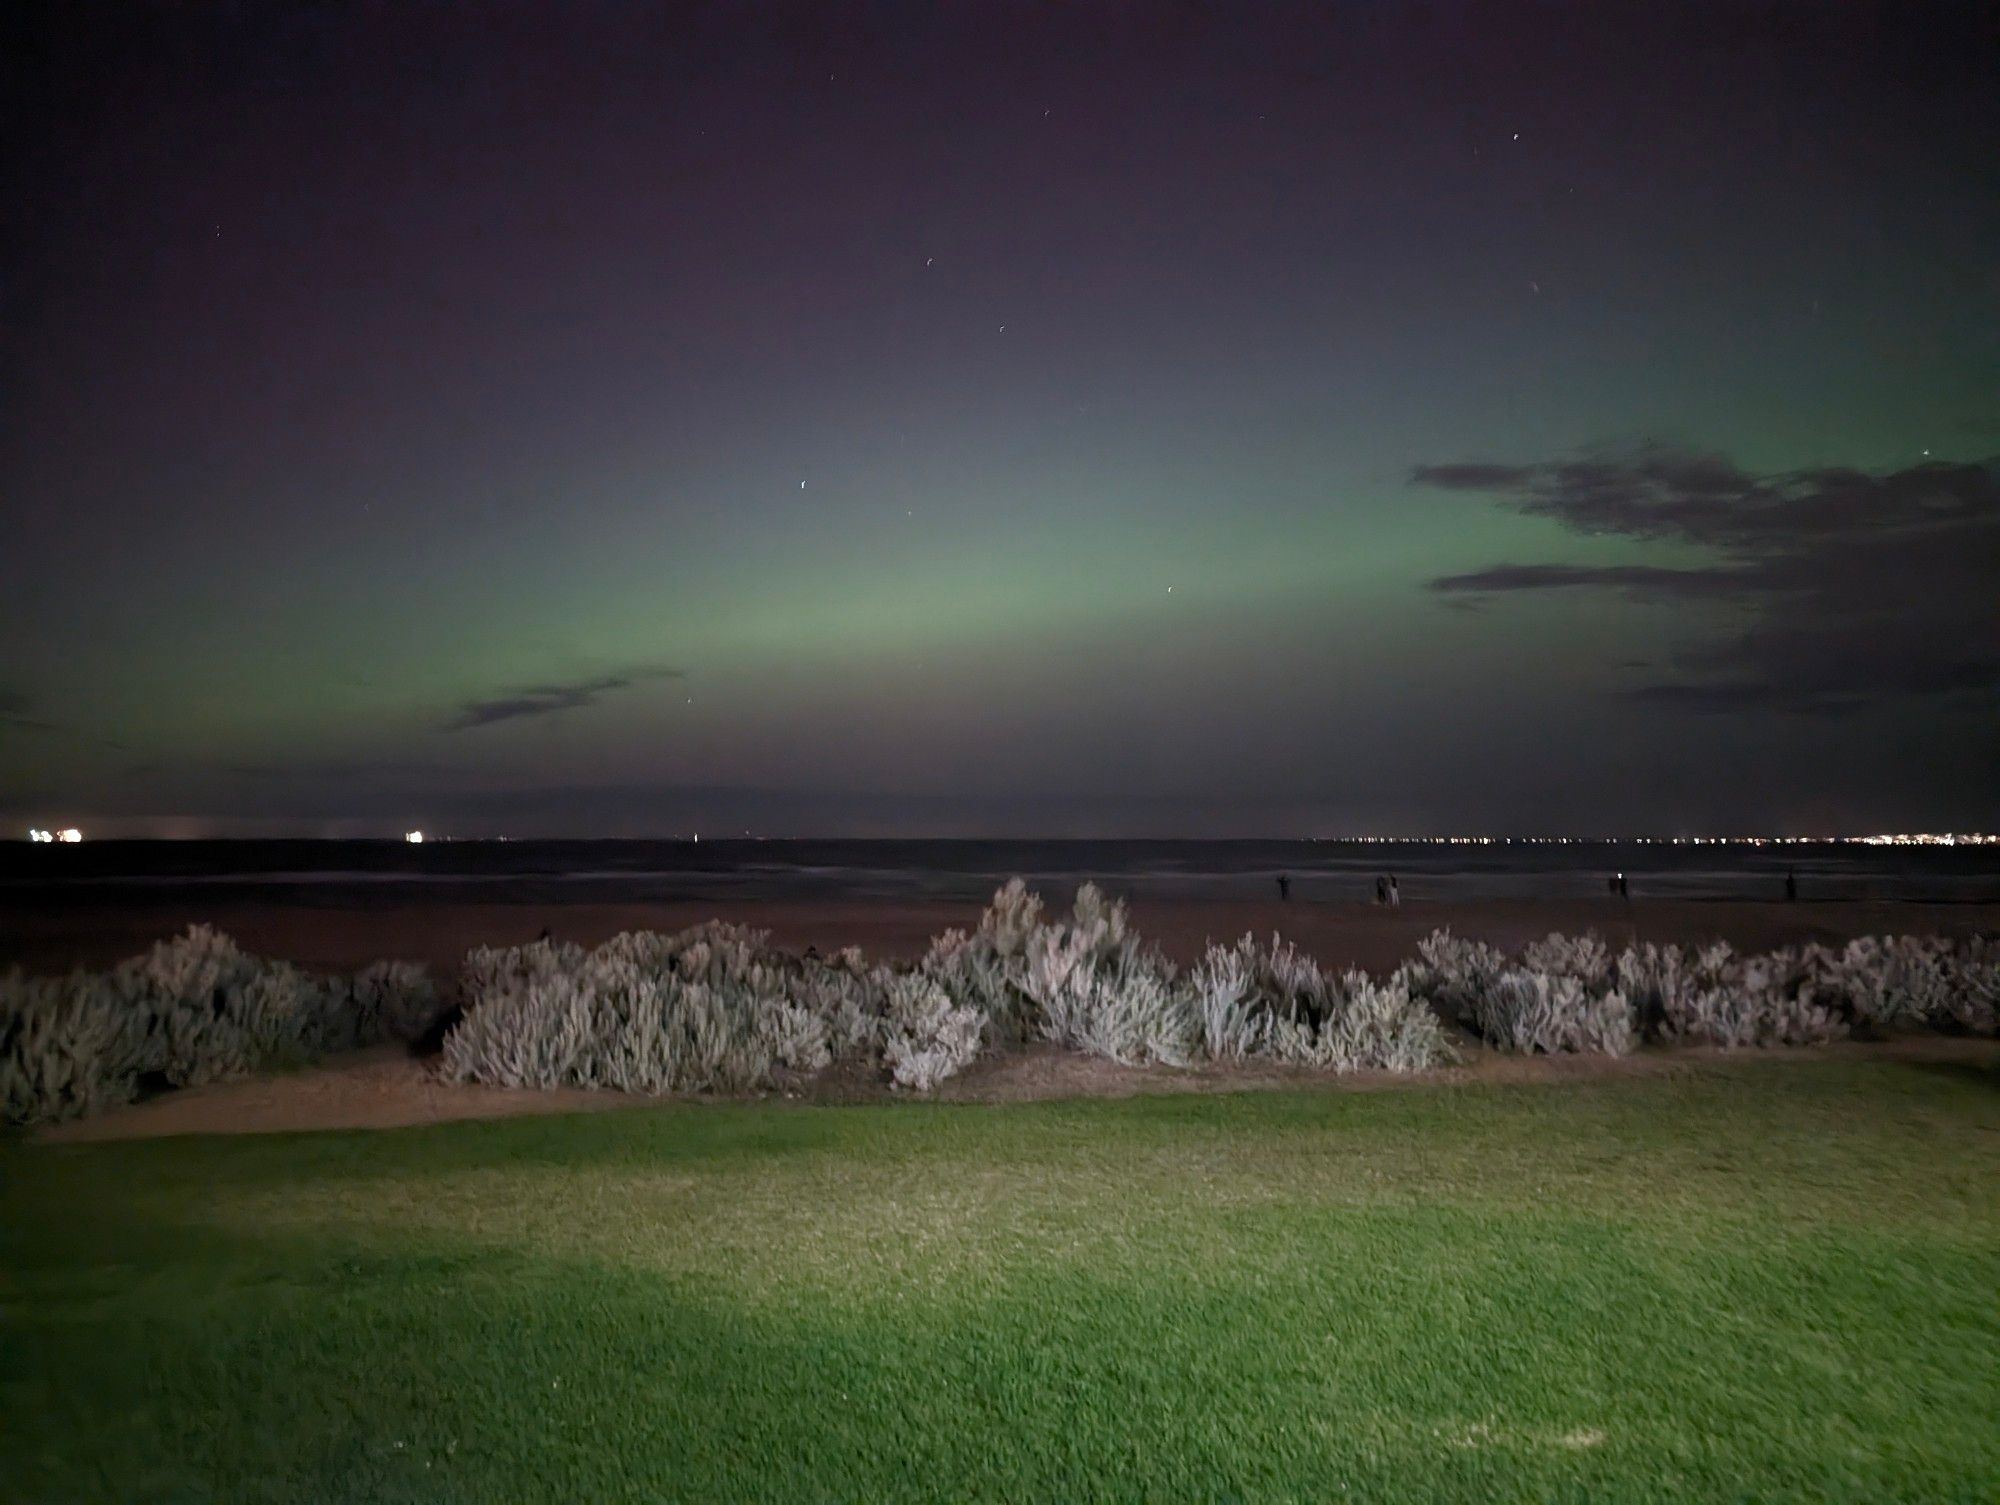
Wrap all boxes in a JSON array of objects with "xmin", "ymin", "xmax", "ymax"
[{"xmin": 5, "ymin": 881, "xmax": 1998, "ymax": 1126}]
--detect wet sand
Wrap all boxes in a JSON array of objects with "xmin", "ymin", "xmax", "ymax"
[{"xmin": 5, "ymin": 894, "xmax": 1996, "ymax": 977}]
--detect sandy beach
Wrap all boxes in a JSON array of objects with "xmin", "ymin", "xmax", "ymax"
[{"xmin": 5, "ymin": 894, "xmax": 1995, "ymax": 978}]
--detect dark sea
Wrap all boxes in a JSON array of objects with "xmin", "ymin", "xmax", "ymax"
[{"xmin": 4, "ymin": 840, "xmax": 1998, "ymax": 907}]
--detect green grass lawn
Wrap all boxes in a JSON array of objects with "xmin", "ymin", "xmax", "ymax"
[{"xmin": 4, "ymin": 1057, "xmax": 1998, "ymax": 1503}]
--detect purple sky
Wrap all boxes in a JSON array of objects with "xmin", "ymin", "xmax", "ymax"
[{"xmin": 4, "ymin": 3, "xmax": 1996, "ymax": 836}]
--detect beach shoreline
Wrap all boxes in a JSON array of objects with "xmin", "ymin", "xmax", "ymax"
[{"xmin": 6, "ymin": 894, "xmax": 1996, "ymax": 978}]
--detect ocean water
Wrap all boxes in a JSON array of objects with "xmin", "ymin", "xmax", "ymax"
[{"xmin": 4, "ymin": 840, "xmax": 1998, "ymax": 906}]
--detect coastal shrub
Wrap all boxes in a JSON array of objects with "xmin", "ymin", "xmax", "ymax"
[
  {"xmin": 349, "ymin": 960, "xmax": 445, "ymax": 1044},
  {"xmin": 115, "ymin": 926, "xmax": 447, "ymax": 1083},
  {"xmin": 1184, "ymin": 941, "xmax": 1262, "ymax": 1059},
  {"xmin": 1400, "ymin": 929, "xmax": 1507, "ymax": 1022},
  {"xmin": 1024, "ymin": 886, "xmax": 1196, "ymax": 1067},
  {"xmin": 914, "ymin": 879, "xmax": 1051, "ymax": 1041},
  {"xmin": 0, "ymin": 971, "xmax": 143, "ymax": 1125},
  {"xmin": 442, "ymin": 930, "xmax": 806, "ymax": 1094},
  {"xmin": 1661, "ymin": 983, "xmax": 1844, "ymax": 1049},
  {"xmin": 1815, "ymin": 937, "xmax": 1941, "ymax": 1030},
  {"xmin": 0, "ymin": 927, "xmax": 438, "ymax": 1126},
  {"xmin": 1054, "ymin": 963, "xmax": 1198, "ymax": 1068},
  {"xmin": 17, "ymin": 897, "xmax": 1998, "ymax": 1126},
  {"xmin": 881, "ymin": 975, "xmax": 984, "ymax": 1092},
  {"xmin": 1654, "ymin": 944, "xmax": 1846, "ymax": 1048},
  {"xmin": 1520, "ymin": 931, "xmax": 1614, "ymax": 990},
  {"xmin": 443, "ymin": 921, "xmax": 1002, "ymax": 1096},
  {"xmin": 1614, "ymin": 943, "xmax": 1693, "ymax": 1035},
  {"xmin": 1945, "ymin": 938, "xmax": 2000, "ymax": 1035},
  {"xmin": 920, "ymin": 929, "xmax": 1023, "ymax": 1039},
  {"xmin": 1809, "ymin": 936, "xmax": 2000, "ymax": 1034},
  {"xmin": 1268, "ymin": 967, "xmax": 1454, "ymax": 1073},
  {"xmin": 1179, "ymin": 935, "xmax": 1454, "ymax": 1072},
  {"xmin": 794, "ymin": 948, "xmax": 891, "ymax": 1056},
  {"xmin": 461, "ymin": 937, "xmax": 586, "ymax": 1012},
  {"xmin": 1239, "ymin": 933, "xmax": 1336, "ymax": 1022},
  {"xmin": 1403, "ymin": 927, "xmax": 1634, "ymax": 1054},
  {"xmin": 1472, "ymin": 971, "xmax": 1636, "ymax": 1055}
]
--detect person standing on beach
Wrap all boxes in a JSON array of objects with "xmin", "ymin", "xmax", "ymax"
[
  {"xmin": 1277, "ymin": 874, "xmax": 1291, "ymax": 902},
  {"xmin": 1374, "ymin": 876, "xmax": 1387, "ymax": 906},
  {"xmin": 1388, "ymin": 875, "xmax": 1400, "ymax": 909},
  {"xmin": 1785, "ymin": 870, "xmax": 1798, "ymax": 902}
]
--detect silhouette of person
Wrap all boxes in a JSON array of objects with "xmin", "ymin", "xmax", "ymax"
[
  {"xmin": 1785, "ymin": 870, "xmax": 1797, "ymax": 902},
  {"xmin": 1388, "ymin": 875, "xmax": 1400, "ymax": 909},
  {"xmin": 1277, "ymin": 874, "xmax": 1292, "ymax": 902},
  {"xmin": 1375, "ymin": 875, "xmax": 1387, "ymax": 906},
  {"xmin": 538, "ymin": 926, "xmax": 552, "ymax": 943}
]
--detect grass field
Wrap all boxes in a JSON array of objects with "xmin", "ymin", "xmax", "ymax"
[{"xmin": 4, "ymin": 1056, "xmax": 1998, "ymax": 1502}]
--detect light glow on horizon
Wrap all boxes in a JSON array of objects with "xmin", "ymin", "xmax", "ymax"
[{"xmin": 1327, "ymin": 833, "xmax": 1999, "ymax": 847}]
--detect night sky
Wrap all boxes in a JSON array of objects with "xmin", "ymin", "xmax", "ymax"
[{"xmin": 5, "ymin": 3, "xmax": 1996, "ymax": 838}]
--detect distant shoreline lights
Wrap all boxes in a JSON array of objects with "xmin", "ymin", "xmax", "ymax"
[{"xmin": 1330, "ymin": 834, "xmax": 1998, "ymax": 847}]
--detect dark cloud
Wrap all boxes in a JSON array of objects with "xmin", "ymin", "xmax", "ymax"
[
  {"xmin": 1428, "ymin": 562, "xmax": 1754, "ymax": 600},
  {"xmin": 1407, "ymin": 463, "xmax": 1532, "ymax": 491},
  {"xmin": 444, "ymin": 666, "xmax": 685, "ymax": 732},
  {"xmin": 1413, "ymin": 447, "xmax": 2000, "ymax": 714}
]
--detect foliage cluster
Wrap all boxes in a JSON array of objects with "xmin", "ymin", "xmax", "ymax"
[
  {"xmin": 2, "ymin": 927, "xmax": 437, "ymax": 1125},
  {"xmin": 9, "ymin": 891, "xmax": 1995, "ymax": 1122}
]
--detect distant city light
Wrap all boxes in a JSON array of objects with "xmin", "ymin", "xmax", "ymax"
[
  {"xmin": 28, "ymin": 828, "xmax": 52, "ymax": 843},
  {"xmin": 57, "ymin": 828, "xmax": 82, "ymax": 843},
  {"xmin": 1327, "ymin": 832, "xmax": 1998, "ymax": 846},
  {"xmin": 404, "ymin": 830, "xmax": 425, "ymax": 844}
]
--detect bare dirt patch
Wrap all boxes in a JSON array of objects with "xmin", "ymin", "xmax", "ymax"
[
  {"xmin": 38, "ymin": 1035, "xmax": 1997, "ymax": 1144},
  {"xmin": 38, "ymin": 1047, "xmax": 644, "ymax": 1144}
]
